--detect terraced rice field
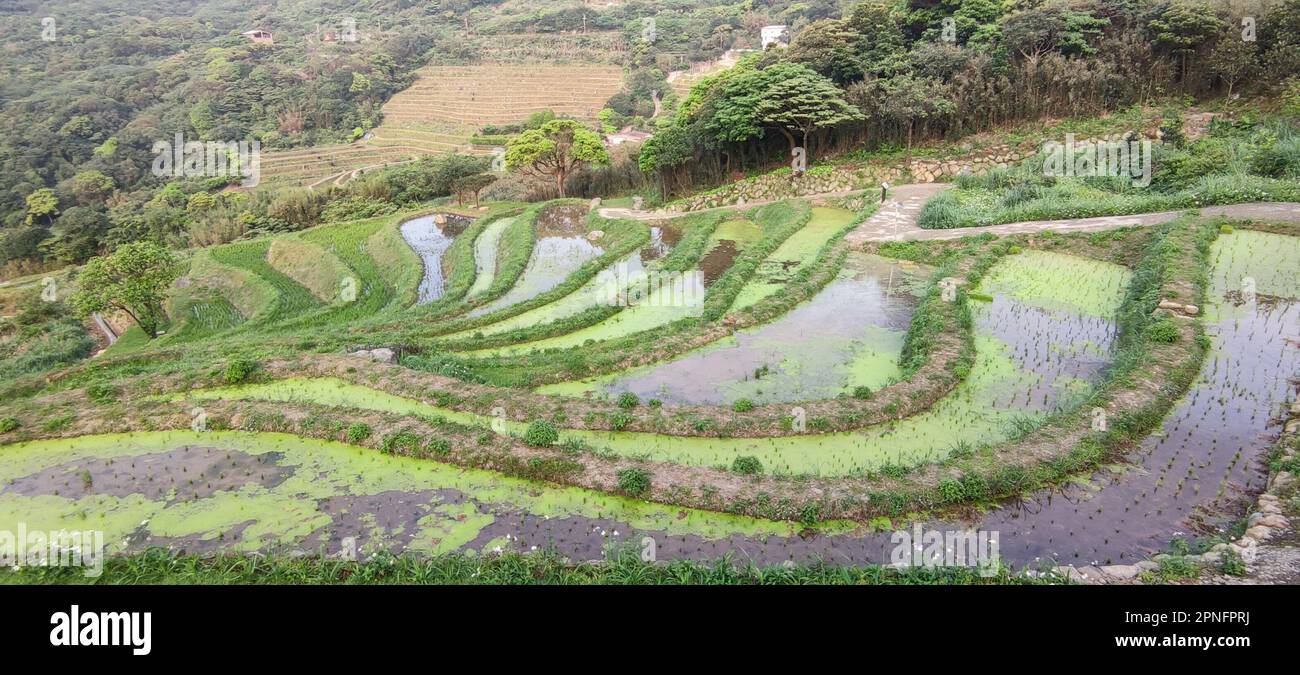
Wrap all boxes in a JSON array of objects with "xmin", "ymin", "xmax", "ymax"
[
  {"xmin": 539, "ymin": 252, "xmax": 925, "ymax": 404},
  {"xmin": 0, "ymin": 432, "xmax": 803, "ymax": 559},
  {"xmin": 7, "ymin": 185, "xmax": 1299, "ymax": 580},
  {"xmin": 466, "ymin": 215, "xmax": 762, "ymax": 356},
  {"xmin": 258, "ymin": 127, "xmax": 492, "ymax": 188},
  {"xmin": 467, "ymin": 205, "xmax": 604, "ymax": 318},
  {"xmin": 178, "ymin": 250, "xmax": 1128, "ymax": 476},
  {"xmin": 466, "ymin": 216, "xmax": 516, "ymax": 299},
  {"xmin": 258, "ymin": 62, "xmax": 622, "ymax": 188},
  {"xmin": 971, "ymin": 229, "xmax": 1300, "ymax": 566},
  {"xmin": 381, "ymin": 64, "xmax": 625, "ymax": 127},
  {"xmin": 400, "ymin": 213, "xmax": 474, "ymax": 304}
]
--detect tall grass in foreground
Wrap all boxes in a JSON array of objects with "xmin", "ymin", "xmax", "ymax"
[{"xmin": 0, "ymin": 548, "xmax": 1052, "ymax": 585}]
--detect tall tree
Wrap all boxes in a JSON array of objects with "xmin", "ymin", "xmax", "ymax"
[
  {"xmin": 875, "ymin": 74, "xmax": 956, "ymax": 152},
  {"xmin": 751, "ymin": 64, "xmax": 864, "ymax": 156},
  {"xmin": 846, "ymin": 0, "xmax": 910, "ymax": 78},
  {"xmin": 25, "ymin": 189, "xmax": 59, "ymax": 226},
  {"xmin": 505, "ymin": 119, "xmax": 609, "ymax": 197},
  {"xmin": 1002, "ymin": 3, "xmax": 1109, "ymax": 60},
  {"xmin": 1148, "ymin": 2, "xmax": 1226, "ymax": 86},
  {"xmin": 787, "ymin": 19, "xmax": 865, "ymax": 84},
  {"xmin": 69, "ymin": 241, "xmax": 179, "ymax": 339}
]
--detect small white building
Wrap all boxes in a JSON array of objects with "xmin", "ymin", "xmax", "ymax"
[
  {"xmin": 760, "ymin": 25, "xmax": 788, "ymax": 50},
  {"xmin": 605, "ymin": 128, "xmax": 652, "ymax": 146},
  {"xmin": 242, "ymin": 29, "xmax": 273, "ymax": 45}
]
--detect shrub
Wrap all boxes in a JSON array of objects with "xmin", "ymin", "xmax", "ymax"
[
  {"xmin": 86, "ymin": 383, "xmax": 118, "ymax": 404},
  {"xmin": 381, "ymin": 431, "xmax": 421, "ymax": 454},
  {"xmin": 523, "ymin": 420, "xmax": 559, "ymax": 447},
  {"xmin": 852, "ymin": 386, "xmax": 873, "ymax": 400},
  {"xmin": 798, "ymin": 503, "xmax": 821, "ymax": 527},
  {"xmin": 731, "ymin": 455, "xmax": 764, "ymax": 475},
  {"xmin": 1250, "ymin": 136, "xmax": 1300, "ymax": 178},
  {"xmin": 426, "ymin": 438, "xmax": 452, "ymax": 456},
  {"xmin": 616, "ymin": 467, "xmax": 650, "ymax": 496},
  {"xmin": 223, "ymin": 358, "xmax": 258, "ymax": 384},
  {"xmin": 648, "ymin": 398, "xmax": 662, "ymax": 408},
  {"xmin": 346, "ymin": 423, "xmax": 372, "ymax": 443},
  {"xmin": 611, "ymin": 411, "xmax": 633, "ymax": 431},
  {"xmin": 320, "ymin": 196, "xmax": 398, "ymax": 223},
  {"xmin": 616, "ymin": 392, "xmax": 639, "ymax": 409},
  {"xmin": 938, "ymin": 478, "xmax": 966, "ymax": 503},
  {"xmin": 732, "ymin": 398, "xmax": 755, "ymax": 412},
  {"xmin": 41, "ymin": 415, "xmax": 73, "ymax": 432},
  {"xmin": 0, "ymin": 417, "xmax": 18, "ymax": 433},
  {"xmin": 1146, "ymin": 318, "xmax": 1181, "ymax": 343}
]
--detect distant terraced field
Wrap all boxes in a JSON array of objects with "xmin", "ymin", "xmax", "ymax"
[
  {"xmin": 258, "ymin": 125, "xmax": 495, "ymax": 188},
  {"xmin": 381, "ymin": 63, "xmax": 625, "ymax": 127},
  {"xmin": 666, "ymin": 50, "xmax": 743, "ymax": 97},
  {"xmin": 259, "ymin": 62, "xmax": 625, "ymax": 188}
]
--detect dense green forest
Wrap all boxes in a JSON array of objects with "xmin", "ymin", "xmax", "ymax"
[
  {"xmin": 640, "ymin": 0, "xmax": 1300, "ymax": 195},
  {"xmin": 0, "ymin": 0, "xmax": 1297, "ymax": 276}
]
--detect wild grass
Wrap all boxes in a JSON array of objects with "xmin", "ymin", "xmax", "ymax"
[
  {"xmin": 0, "ymin": 547, "xmax": 1050, "ymax": 585},
  {"xmin": 919, "ymin": 118, "xmax": 1300, "ymax": 230}
]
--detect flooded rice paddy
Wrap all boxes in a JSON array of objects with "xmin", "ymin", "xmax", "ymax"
[
  {"xmin": 469, "ymin": 205, "xmax": 603, "ymax": 318},
  {"xmin": 0, "ymin": 432, "xmax": 804, "ymax": 560},
  {"xmin": 10, "ymin": 234, "xmax": 1292, "ymax": 568},
  {"xmin": 171, "ymin": 251, "xmax": 1129, "ymax": 476},
  {"xmin": 466, "ymin": 216, "xmax": 515, "ymax": 299},
  {"xmin": 537, "ymin": 252, "xmax": 925, "ymax": 404},
  {"xmin": 448, "ymin": 222, "xmax": 685, "ymax": 341},
  {"xmin": 399, "ymin": 213, "xmax": 473, "ymax": 304},
  {"xmin": 729, "ymin": 207, "xmax": 857, "ymax": 311},
  {"xmin": 465, "ymin": 218, "xmax": 762, "ymax": 356},
  {"xmin": 969, "ymin": 230, "xmax": 1300, "ymax": 567},
  {"xmin": 450, "ymin": 252, "xmax": 648, "ymax": 340}
]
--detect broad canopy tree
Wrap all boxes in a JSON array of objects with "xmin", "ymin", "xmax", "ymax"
[
  {"xmin": 69, "ymin": 241, "xmax": 179, "ymax": 339},
  {"xmin": 505, "ymin": 119, "xmax": 610, "ymax": 198},
  {"xmin": 753, "ymin": 64, "xmax": 864, "ymax": 157},
  {"xmin": 706, "ymin": 62, "xmax": 862, "ymax": 159}
]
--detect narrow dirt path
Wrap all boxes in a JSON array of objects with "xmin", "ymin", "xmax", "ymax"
[
  {"xmin": 880, "ymin": 202, "xmax": 1300, "ymax": 242},
  {"xmin": 602, "ymin": 178, "xmax": 1300, "ymax": 241}
]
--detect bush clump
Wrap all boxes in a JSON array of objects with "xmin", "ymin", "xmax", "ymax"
[
  {"xmin": 616, "ymin": 392, "xmax": 639, "ymax": 409},
  {"xmin": 616, "ymin": 467, "xmax": 650, "ymax": 496},
  {"xmin": 852, "ymin": 386, "xmax": 873, "ymax": 400},
  {"xmin": 523, "ymin": 420, "xmax": 559, "ymax": 447},
  {"xmin": 732, "ymin": 398, "xmax": 755, "ymax": 412},
  {"xmin": 86, "ymin": 383, "xmax": 119, "ymax": 404},
  {"xmin": 731, "ymin": 455, "xmax": 764, "ymax": 475},
  {"xmin": 425, "ymin": 438, "xmax": 452, "ymax": 456},
  {"xmin": 1146, "ymin": 318, "xmax": 1181, "ymax": 343},
  {"xmin": 223, "ymin": 358, "xmax": 258, "ymax": 384},
  {"xmin": 346, "ymin": 423, "xmax": 372, "ymax": 443},
  {"xmin": 0, "ymin": 417, "xmax": 19, "ymax": 433},
  {"xmin": 611, "ymin": 411, "xmax": 632, "ymax": 431},
  {"xmin": 381, "ymin": 431, "xmax": 422, "ymax": 454}
]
